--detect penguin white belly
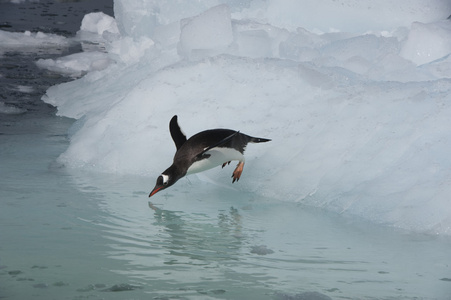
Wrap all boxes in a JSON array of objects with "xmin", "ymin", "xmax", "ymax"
[{"xmin": 186, "ymin": 147, "xmax": 244, "ymax": 175}]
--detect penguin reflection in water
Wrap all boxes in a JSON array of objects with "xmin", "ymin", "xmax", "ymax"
[{"xmin": 149, "ymin": 115, "xmax": 271, "ymax": 197}]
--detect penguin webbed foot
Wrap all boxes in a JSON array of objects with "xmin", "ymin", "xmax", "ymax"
[
  {"xmin": 231, "ymin": 161, "xmax": 244, "ymax": 183},
  {"xmin": 222, "ymin": 161, "xmax": 231, "ymax": 168}
]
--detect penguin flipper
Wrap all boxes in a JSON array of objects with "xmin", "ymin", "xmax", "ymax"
[
  {"xmin": 169, "ymin": 115, "xmax": 187, "ymax": 150},
  {"xmin": 196, "ymin": 131, "xmax": 240, "ymax": 158}
]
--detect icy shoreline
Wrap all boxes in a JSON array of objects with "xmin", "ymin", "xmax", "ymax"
[{"xmin": 19, "ymin": 0, "xmax": 450, "ymax": 235}]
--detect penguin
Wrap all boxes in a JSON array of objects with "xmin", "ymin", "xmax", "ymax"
[{"xmin": 149, "ymin": 115, "xmax": 271, "ymax": 197}]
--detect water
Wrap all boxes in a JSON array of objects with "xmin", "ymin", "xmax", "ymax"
[
  {"xmin": 2, "ymin": 165, "xmax": 451, "ymax": 299},
  {"xmin": 1, "ymin": 1, "xmax": 451, "ymax": 299}
]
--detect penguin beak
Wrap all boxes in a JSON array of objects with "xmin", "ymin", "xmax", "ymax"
[{"xmin": 149, "ymin": 186, "xmax": 163, "ymax": 197}]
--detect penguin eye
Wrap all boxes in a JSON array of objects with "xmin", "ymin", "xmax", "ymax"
[{"xmin": 161, "ymin": 174, "xmax": 169, "ymax": 185}]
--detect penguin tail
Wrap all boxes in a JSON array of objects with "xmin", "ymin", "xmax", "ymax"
[{"xmin": 250, "ymin": 136, "xmax": 271, "ymax": 143}]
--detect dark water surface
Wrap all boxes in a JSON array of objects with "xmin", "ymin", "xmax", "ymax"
[
  {"xmin": 0, "ymin": 0, "xmax": 114, "ymax": 35},
  {"xmin": 0, "ymin": 0, "xmax": 114, "ymax": 132},
  {"xmin": 1, "ymin": 1, "xmax": 451, "ymax": 299}
]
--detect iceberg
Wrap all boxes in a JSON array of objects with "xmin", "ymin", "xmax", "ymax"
[
  {"xmin": 41, "ymin": 0, "xmax": 451, "ymax": 235},
  {"xmin": 35, "ymin": 51, "xmax": 113, "ymax": 78},
  {"xmin": 0, "ymin": 29, "xmax": 71, "ymax": 55}
]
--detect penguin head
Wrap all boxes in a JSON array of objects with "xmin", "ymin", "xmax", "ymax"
[{"xmin": 149, "ymin": 165, "xmax": 182, "ymax": 197}]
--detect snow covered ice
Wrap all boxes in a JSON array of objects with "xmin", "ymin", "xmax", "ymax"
[
  {"xmin": 0, "ymin": 29, "xmax": 71, "ymax": 54},
  {"xmin": 38, "ymin": 0, "xmax": 451, "ymax": 236}
]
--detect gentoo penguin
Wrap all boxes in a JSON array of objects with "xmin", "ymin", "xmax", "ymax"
[{"xmin": 149, "ymin": 115, "xmax": 270, "ymax": 197}]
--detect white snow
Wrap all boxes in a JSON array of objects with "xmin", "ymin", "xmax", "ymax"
[
  {"xmin": 178, "ymin": 5, "xmax": 234, "ymax": 59},
  {"xmin": 79, "ymin": 12, "xmax": 119, "ymax": 36},
  {"xmin": 258, "ymin": 0, "xmax": 451, "ymax": 33},
  {"xmin": 33, "ymin": 13, "xmax": 119, "ymax": 77},
  {"xmin": 36, "ymin": 51, "xmax": 112, "ymax": 78},
  {"xmin": 32, "ymin": 0, "xmax": 451, "ymax": 235},
  {"xmin": 400, "ymin": 20, "xmax": 451, "ymax": 65},
  {"xmin": 76, "ymin": 12, "xmax": 120, "ymax": 49},
  {"xmin": 0, "ymin": 29, "xmax": 71, "ymax": 54}
]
